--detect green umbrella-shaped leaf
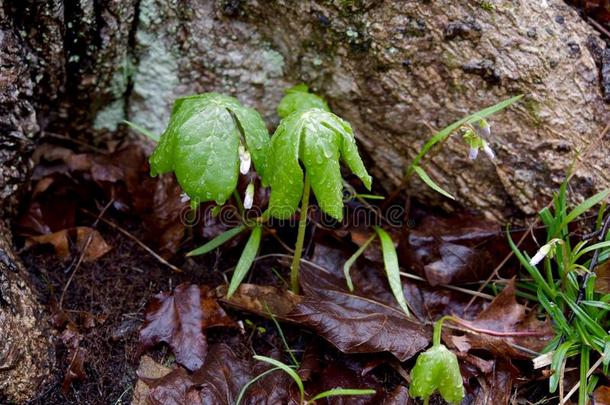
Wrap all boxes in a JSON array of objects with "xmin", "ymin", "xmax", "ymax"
[
  {"xmin": 267, "ymin": 108, "xmax": 371, "ymax": 220},
  {"xmin": 277, "ymin": 84, "xmax": 330, "ymax": 118},
  {"xmin": 149, "ymin": 93, "xmax": 270, "ymax": 204},
  {"xmin": 410, "ymin": 344, "xmax": 465, "ymax": 404},
  {"xmin": 267, "ymin": 117, "xmax": 304, "ymax": 219}
]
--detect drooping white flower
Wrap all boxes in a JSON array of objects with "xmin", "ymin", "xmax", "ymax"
[
  {"xmin": 468, "ymin": 146, "xmax": 479, "ymax": 160},
  {"xmin": 180, "ymin": 192, "xmax": 191, "ymax": 203},
  {"xmin": 482, "ymin": 142, "xmax": 495, "ymax": 160},
  {"xmin": 477, "ymin": 119, "xmax": 491, "ymax": 138},
  {"xmin": 244, "ymin": 182, "xmax": 255, "ymax": 209},
  {"xmin": 529, "ymin": 238, "xmax": 562, "ymax": 266},
  {"xmin": 238, "ymin": 144, "xmax": 251, "ymax": 175}
]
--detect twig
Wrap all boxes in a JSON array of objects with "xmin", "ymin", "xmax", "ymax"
[
  {"xmin": 80, "ymin": 208, "xmax": 182, "ymax": 273},
  {"xmin": 59, "ymin": 200, "xmax": 113, "ymax": 309},
  {"xmin": 399, "ymin": 271, "xmax": 495, "ymax": 300},
  {"xmin": 560, "ymin": 356, "xmax": 603, "ymax": 405}
]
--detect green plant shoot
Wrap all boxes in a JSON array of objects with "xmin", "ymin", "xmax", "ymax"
[{"xmin": 410, "ymin": 318, "xmax": 465, "ymax": 405}]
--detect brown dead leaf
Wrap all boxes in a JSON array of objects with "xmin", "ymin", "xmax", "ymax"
[
  {"xmin": 25, "ymin": 227, "xmax": 111, "ymax": 262},
  {"xmin": 222, "ymin": 262, "xmax": 430, "ymax": 362},
  {"xmin": 399, "ymin": 214, "xmax": 510, "ymax": 286},
  {"xmin": 594, "ymin": 385, "xmax": 610, "ymax": 405},
  {"xmin": 139, "ymin": 283, "xmax": 236, "ymax": 371},
  {"xmin": 61, "ymin": 324, "xmax": 88, "ymax": 393},
  {"xmin": 447, "ymin": 279, "xmax": 553, "ymax": 359},
  {"xmin": 132, "ymin": 356, "xmax": 172, "ymax": 405}
]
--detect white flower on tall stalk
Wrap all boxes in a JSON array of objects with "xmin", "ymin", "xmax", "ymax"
[
  {"xmin": 238, "ymin": 144, "xmax": 251, "ymax": 175},
  {"xmin": 243, "ymin": 182, "xmax": 255, "ymax": 209},
  {"xmin": 529, "ymin": 238, "xmax": 562, "ymax": 266}
]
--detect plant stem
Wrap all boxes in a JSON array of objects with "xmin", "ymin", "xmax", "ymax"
[
  {"xmin": 433, "ymin": 316, "xmax": 450, "ymax": 347},
  {"xmin": 290, "ymin": 174, "xmax": 311, "ymax": 294}
]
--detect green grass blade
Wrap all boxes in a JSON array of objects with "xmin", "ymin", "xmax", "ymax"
[
  {"xmin": 550, "ymin": 340, "xmax": 575, "ymax": 393},
  {"xmin": 187, "ymin": 224, "xmax": 247, "ymax": 256},
  {"xmin": 235, "ymin": 366, "xmax": 283, "ymax": 405},
  {"xmin": 412, "ymin": 165, "xmax": 455, "ymax": 200},
  {"xmin": 374, "ymin": 226, "xmax": 410, "ymax": 316},
  {"xmin": 227, "ymin": 225, "xmax": 262, "ymax": 298},
  {"xmin": 253, "ymin": 355, "xmax": 304, "ymax": 403},
  {"xmin": 264, "ymin": 303, "xmax": 299, "ymax": 367},
  {"xmin": 122, "ymin": 120, "xmax": 160, "ymax": 141},
  {"xmin": 309, "ymin": 388, "xmax": 376, "ymax": 402},
  {"xmin": 407, "ymin": 95, "xmax": 523, "ymax": 173},
  {"xmin": 343, "ymin": 233, "xmax": 377, "ymax": 291},
  {"xmin": 560, "ymin": 292, "xmax": 607, "ymax": 339},
  {"xmin": 579, "ymin": 346, "xmax": 590, "ymax": 405},
  {"xmin": 558, "ymin": 189, "xmax": 610, "ymax": 233}
]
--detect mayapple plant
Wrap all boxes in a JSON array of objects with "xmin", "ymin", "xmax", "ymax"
[
  {"xmin": 410, "ymin": 318, "xmax": 465, "ymax": 405},
  {"xmin": 149, "ymin": 93, "xmax": 270, "ymax": 205},
  {"xmin": 267, "ymin": 85, "xmax": 372, "ymax": 293},
  {"xmin": 147, "ymin": 85, "xmax": 372, "ymax": 296}
]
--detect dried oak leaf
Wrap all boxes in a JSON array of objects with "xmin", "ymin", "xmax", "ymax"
[
  {"xmin": 139, "ymin": 283, "xmax": 236, "ymax": 371},
  {"xmin": 446, "ymin": 279, "xmax": 553, "ymax": 359},
  {"xmin": 594, "ymin": 385, "xmax": 610, "ymax": 405}
]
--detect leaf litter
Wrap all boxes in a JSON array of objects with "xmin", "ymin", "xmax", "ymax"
[{"xmin": 15, "ymin": 140, "xmax": 571, "ymax": 404}]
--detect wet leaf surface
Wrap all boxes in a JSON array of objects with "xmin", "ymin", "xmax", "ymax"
[
  {"xmin": 399, "ymin": 214, "xmax": 510, "ymax": 286},
  {"xmin": 139, "ymin": 283, "xmax": 236, "ymax": 371},
  {"xmin": 446, "ymin": 280, "xmax": 553, "ymax": 359}
]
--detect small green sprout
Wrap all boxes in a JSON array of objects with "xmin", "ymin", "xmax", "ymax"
[
  {"xmin": 410, "ymin": 318, "xmax": 465, "ymax": 405},
  {"xmin": 149, "ymin": 93, "xmax": 270, "ymax": 204}
]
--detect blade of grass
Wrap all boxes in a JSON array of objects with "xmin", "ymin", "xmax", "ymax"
[
  {"xmin": 122, "ymin": 120, "xmax": 159, "ymax": 141},
  {"xmin": 557, "ymin": 189, "xmax": 610, "ymax": 235},
  {"xmin": 253, "ymin": 355, "xmax": 304, "ymax": 403},
  {"xmin": 407, "ymin": 95, "xmax": 523, "ymax": 174},
  {"xmin": 308, "ymin": 388, "xmax": 376, "ymax": 402},
  {"xmin": 187, "ymin": 224, "xmax": 246, "ymax": 256},
  {"xmin": 412, "ymin": 165, "xmax": 455, "ymax": 200},
  {"xmin": 550, "ymin": 340, "xmax": 575, "ymax": 393},
  {"xmin": 343, "ymin": 233, "xmax": 377, "ymax": 291},
  {"xmin": 374, "ymin": 226, "xmax": 410, "ymax": 316},
  {"xmin": 235, "ymin": 366, "xmax": 283, "ymax": 405},
  {"xmin": 227, "ymin": 225, "xmax": 262, "ymax": 298}
]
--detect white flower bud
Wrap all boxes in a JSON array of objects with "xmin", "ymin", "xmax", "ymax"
[
  {"xmin": 478, "ymin": 120, "xmax": 491, "ymax": 138},
  {"xmin": 238, "ymin": 144, "xmax": 251, "ymax": 175},
  {"xmin": 529, "ymin": 238, "xmax": 562, "ymax": 266},
  {"xmin": 180, "ymin": 192, "xmax": 190, "ymax": 203},
  {"xmin": 483, "ymin": 143, "xmax": 495, "ymax": 160},
  {"xmin": 468, "ymin": 146, "xmax": 479, "ymax": 160},
  {"xmin": 244, "ymin": 183, "xmax": 255, "ymax": 209}
]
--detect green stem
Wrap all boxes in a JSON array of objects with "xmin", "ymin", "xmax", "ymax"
[
  {"xmin": 423, "ymin": 397, "xmax": 430, "ymax": 405},
  {"xmin": 433, "ymin": 316, "xmax": 451, "ymax": 347},
  {"xmin": 290, "ymin": 174, "xmax": 310, "ymax": 294}
]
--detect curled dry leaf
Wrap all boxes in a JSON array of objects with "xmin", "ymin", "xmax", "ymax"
[
  {"xmin": 25, "ymin": 226, "xmax": 112, "ymax": 262},
  {"xmin": 60, "ymin": 324, "xmax": 88, "ymax": 393},
  {"xmin": 139, "ymin": 283, "xmax": 236, "ymax": 371}
]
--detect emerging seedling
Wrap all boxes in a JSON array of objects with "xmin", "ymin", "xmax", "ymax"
[
  {"xmin": 266, "ymin": 91, "xmax": 372, "ymax": 293},
  {"xmin": 409, "ymin": 318, "xmax": 465, "ymax": 405}
]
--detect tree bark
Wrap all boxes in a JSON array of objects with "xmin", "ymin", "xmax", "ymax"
[
  {"xmin": 1, "ymin": 0, "xmax": 609, "ymax": 400},
  {"xmin": 0, "ymin": 20, "xmax": 55, "ymax": 403}
]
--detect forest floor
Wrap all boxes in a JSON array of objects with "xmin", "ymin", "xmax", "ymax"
[{"xmin": 11, "ymin": 139, "xmax": 609, "ymax": 405}]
